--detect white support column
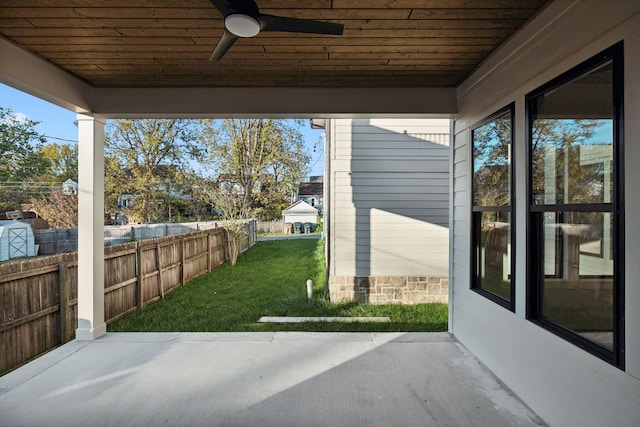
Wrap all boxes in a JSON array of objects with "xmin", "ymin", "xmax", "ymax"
[{"xmin": 75, "ymin": 114, "xmax": 106, "ymax": 340}]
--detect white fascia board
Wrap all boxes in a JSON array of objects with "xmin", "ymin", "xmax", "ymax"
[{"xmin": 0, "ymin": 38, "xmax": 94, "ymax": 114}]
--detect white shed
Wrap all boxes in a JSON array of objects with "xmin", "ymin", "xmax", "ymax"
[
  {"xmin": 282, "ymin": 200, "xmax": 318, "ymax": 233},
  {"xmin": 0, "ymin": 220, "xmax": 38, "ymax": 261}
]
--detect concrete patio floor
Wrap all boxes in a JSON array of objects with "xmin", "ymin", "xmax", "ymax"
[{"xmin": 0, "ymin": 332, "xmax": 546, "ymax": 427}]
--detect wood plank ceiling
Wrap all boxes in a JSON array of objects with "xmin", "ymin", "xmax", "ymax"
[{"xmin": 0, "ymin": 0, "xmax": 549, "ymax": 88}]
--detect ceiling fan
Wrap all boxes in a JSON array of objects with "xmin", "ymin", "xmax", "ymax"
[{"xmin": 208, "ymin": 0, "xmax": 344, "ymax": 61}]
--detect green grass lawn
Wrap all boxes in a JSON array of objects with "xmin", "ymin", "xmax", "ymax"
[{"xmin": 108, "ymin": 239, "xmax": 448, "ymax": 332}]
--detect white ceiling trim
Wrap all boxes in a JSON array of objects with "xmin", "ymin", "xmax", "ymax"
[{"xmin": 0, "ymin": 37, "xmax": 93, "ymax": 114}]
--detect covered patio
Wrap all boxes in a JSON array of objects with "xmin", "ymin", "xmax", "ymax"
[
  {"xmin": 0, "ymin": 332, "xmax": 543, "ymax": 427},
  {"xmin": 1, "ymin": 2, "xmax": 640, "ymax": 426}
]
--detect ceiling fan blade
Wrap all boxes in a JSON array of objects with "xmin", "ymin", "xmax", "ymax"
[
  {"xmin": 209, "ymin": 29, "xmax": 239, "ymax": 61},
  {"xmin": 208, "ymin": 0, "xmax": 235, "ymax": 17},
  {"xmin": 231, "ymin": 0, "xmax": 259, "ymax": 16},
  {"xmin": 258, "ymin": 14, "xmax": 344, "ymax": 35}
]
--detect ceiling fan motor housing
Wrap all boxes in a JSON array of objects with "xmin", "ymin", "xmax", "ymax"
[{"xmin": 225, "ymin": 13, "xmax": 261, "ymax": 37}]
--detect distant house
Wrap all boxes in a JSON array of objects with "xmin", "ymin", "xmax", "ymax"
[
  {"xmin": 61, "ymin": 179, "xmax": 78, "ymax": 195},
  {"xmin": 297, "ymin": 177, "xmax": 323, "ymax": 211},
  {"xmin": 117, "ymin": 193, "xmax": 137, "ymax": 210},
  {"xmin": 282, "ymin": 200, "xmax": 319, "ymax": 233},
  {"xmin": 112, "ymin": 165, "xmax": 192, "ymax": 222}
]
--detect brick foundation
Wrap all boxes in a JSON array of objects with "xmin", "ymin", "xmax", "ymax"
[{"xmin": 328, "ymin": 275, "xmax": 448, "ymax": 304}]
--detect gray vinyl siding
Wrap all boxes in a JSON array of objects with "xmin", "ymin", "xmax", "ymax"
[
  {"xmin": 451, "ymin": 128, "xmax": 470, "ymax": 288},
  {"xmin": 330, "ymin": 118, "xmax": 450, "ymax": 277}
]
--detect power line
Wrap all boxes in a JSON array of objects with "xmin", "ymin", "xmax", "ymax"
[
  {"xmin": 307, "ymin": 134, "xmax": 324, "ymax": 174},
  {"xmin": 308, "ymin": 147, "xmax": 324, "ymax": 172},
  {"xmin": 0, "ymin": 182, "xmax": 63, "ymax": 193},
  {"xmin": 44, "ymin": 135, "xmax": 77, "ymax": 143}
]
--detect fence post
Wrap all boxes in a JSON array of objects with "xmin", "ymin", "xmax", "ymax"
[
  {"xmin": 58, "ymin": 261, "xmax": 71, "ymax": 343},
  {"xmin": 180, "ymin": 239, "xmax": 186, "ymax": 286},
  {"xmin": 252, "ymin": 220, "xmax": 257, "ymax": 245},
  {"xmin": 136, "ymin": 241, "xmax": 144, "ymax": 309},
  {"xmin": 155, "ymin": 242, "xmax": 164, "ymax": 299},
  {"xmin": 207, "ymin": 232, "xmax": 212, "ymax": 273}
]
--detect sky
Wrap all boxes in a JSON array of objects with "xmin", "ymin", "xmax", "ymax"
[{"xmin": 0, "ymin": 83, "xmax": 325, "ymax": 179}]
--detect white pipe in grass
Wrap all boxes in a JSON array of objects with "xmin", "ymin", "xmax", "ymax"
[{"xmin": 306, "ymin": 279, "xmax": 313, "ymax": 300}]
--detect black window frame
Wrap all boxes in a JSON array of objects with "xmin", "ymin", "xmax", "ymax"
[
  {"xmin": 526, "ymin": 42, "xmax": 625, "ymax": 368},
  {"xmin": 470, "ymin": 103, "xmax": 516, "ymax": 310}
]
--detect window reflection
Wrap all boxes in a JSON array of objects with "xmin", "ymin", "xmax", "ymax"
[
  {"xmin": 541, "ymin": 211, "xmax": 614, "ymax": 350},
  {"xmin": 476, "ymin": 211, "xmax": 511, "ymax": 300},
  {"xmin": 472, "ymin": 107, "xmax": 513, "ymax": 305},
  {"xmin": 529, "ymin": 57, "xmax": 617, "ymax": 354},
  {"xmin": 473, "ymin": 114, "xmax": 511, "ymax": 207},
  {"xmin": 531, "ymin": 62, "xmax": 614, "ymax": 206}
]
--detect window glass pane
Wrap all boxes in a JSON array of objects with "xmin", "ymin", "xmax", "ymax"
[
  {"xmin": 531, "ymin": 62, "xmax": 613, "ymax": 205},
  {"xmin": 541, "ymin": 211, "xmax": 614, "ymax": 350},
  {"xmin": 528, "ymin": 44, "xmax": 623, "ymax": 365},
  {"xmin": 475, "ymin": 211, "xmax": 511, "ymax": 301},
  {"xmin": 473, "ymin": 112, "xmax": 511, "ymax": 207}
]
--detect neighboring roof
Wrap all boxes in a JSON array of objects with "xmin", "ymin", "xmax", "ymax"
[
  {"xmin": 282, "ymin": 200, "xmax": 318, "ymax": 213},
  {"xmin": 298, "ymin": 182, "xmax": 323, "ymax": 196}
]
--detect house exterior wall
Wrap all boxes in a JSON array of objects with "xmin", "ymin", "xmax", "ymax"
[
  {"xmin": 297, "ymin": 195, "xmax": 323, "ymax": 211},
  {"xmin": 327, "ymin": 118, "xmax": 450, "ymax": 304},
  {"xmin": 451, "ymin": 1, "xmax": 640, "ymax": 426},
  {"xmin": 282, "ymin": 213, "xmax": 318, "ymax": 227}
]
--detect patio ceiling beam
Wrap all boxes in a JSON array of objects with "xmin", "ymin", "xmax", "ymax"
[
  {"xmin": 90, "ymin": 86, "xmax": 457, "ymax": 119},
  {"xmin": 0, "ymin": 37, "xmax": 93, "ymax": 114}
]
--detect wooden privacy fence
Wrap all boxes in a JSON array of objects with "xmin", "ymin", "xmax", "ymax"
[
  {"xmin": 256, "ymin": 220, "xmax": 284, "ymax": 234},
  {"xmin": 0, "ymin": 252, "xmax": 78, "ymax": 376},
  {"xmin": 0, "ymin": 222, "xmax": 256, "ymax": 376},
  {"xmin": 102, "ymin": 227, "xmax": 228, "ymax": 325}
]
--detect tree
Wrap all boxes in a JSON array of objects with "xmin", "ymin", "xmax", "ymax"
[
  {"xmin": 473, "ymin": 114, "xmax": 512, "ymax": 208},
  {"xmin": 183, "ymin": 174, "xmax": 220, "ymax": 220},
  {"xmin": 530, "ymin": 118, "xmax": 603, "ymax": 204},
  {"xmin": 0, "ymin": 106, "xmax": 48, "ymax": 182},
  {"xmin": 105, "ymin": 119, "xmax": 196, "ymax": 223},
  {"xmin": 29, "ymin": 189, "xmax": 78, "ymax": 228},
  {"xmin": 197, "ymin": 119, "xmax": 309, "ymax": 220},
  {"xmin": 39, "ymin": 142, "xmax": 78, "ymax": 182},
  {"xmin": 0, "ymin": 107, "xmax": 51, "ymax": 211},
  {"xmin": 104, "ymin": 154, "xmax": 123, "ymax": 218},
  {"xmin": 473, "ymin": 116, "xmax": 604, "ymax": 208},
  {"xmin": 211, "ymin": 186, "xmax": 254, "ymax": 266}
]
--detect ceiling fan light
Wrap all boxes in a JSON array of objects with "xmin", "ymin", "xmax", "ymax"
[{"xmin": 225, "ymin": 14, "xmax": 260, "ymax": 37}]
